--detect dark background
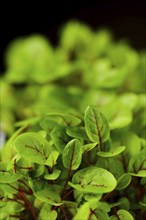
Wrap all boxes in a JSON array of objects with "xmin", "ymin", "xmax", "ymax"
[{"xmin": 1, "ymin": 1, "xmax": 146, "ymax": 72}]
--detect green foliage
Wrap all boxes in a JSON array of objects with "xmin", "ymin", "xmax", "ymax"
[
  {"xmin": 69, "ymin": 167, "xmax": 117, "ymax": 193},
  {"xmin": 38, "ymin": 204, "xmax": 57, "ymax": 220},
  {"xmin": 84, "ymin": 105, "xmax": 110, "ymax": 147},
  {"xmin": 109, "ymin": 209, "xmax": 134, "ymax": 220},
  {"xmin": 14, "ymin": 132, "xmax": 51, "ymax": 164},
  {"xmin": 63, "ymin": 139, "xmax": 82, "ymax": 170},
  {"xmin": 0, "ymin": 20, "xmax": 145, "ymax": 219}
]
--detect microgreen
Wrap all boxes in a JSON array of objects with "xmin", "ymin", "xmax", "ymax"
[{"xmin": 0, "ymin": 20, "xmax": 145, "ymax": 219}]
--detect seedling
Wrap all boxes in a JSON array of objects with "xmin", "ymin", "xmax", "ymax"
[{"xmin": 0, "ymin": 21, "xmax": 145, "ymax": 219}]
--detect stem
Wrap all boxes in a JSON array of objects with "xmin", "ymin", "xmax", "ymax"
[
  {"xmin": 98, "ymin": 135, "xmax": 102, "ymax": 151},
  {"xmin": 60, "ymin": 116, "xmax": 71, "ymax": 126},
  {"xmin": 7, "ymin": 183, "xmax": 31, "ymax": 195},
  {"xmin": 62, "ymin": 144, "xmax": 75, "ymax": 196},
  {"xmin": 120, "ymin": 154, "xmax": 127, "ymax": 172},
  {"xmin": 139, "ymin": 159, "xmax": 146, "ymax": 171},
  {"xmin": 51, "ymin": 160, "xmax": 55, "ymax": 173},
  {"xmin": 19, "ymin": 166, "xmax": 33, "ymax": 170},
  {"xmin": 45, "ymin": 165, "xmax": 51, "ymax": 174},
  {"xmin": 88, "ymin": 210, "xmax": 93, "ymax": 220},
  {"xmin": 13, "ymin": 159, "xmax": 17, "ymax": 173},
  {"xmin": 8, "ymin": 198, "xmax": 24, "ymax": 206},
  {"xmin": 60, "ymin": 206, "xmax": 68, "ymax": 220},
  {"xmin": 88, "ymin": 209, "xmax": 98, "ymax": 220},
  {"xmin": 7, "ymin": 183, "xmax": 18, "ymax": 191},
  {"xmin": 101, "ymin": 190, "xmax": 115, "ymax": 201},
  {"xmin": 19, "ymin": 188, "xmax": 32, "ymax": 195},
  {"xmin": 62, "ymin": 188, "xmax": 74, "ymax": 200},
  {"xmin": 18, "ymin": 179, "xmax": 33, "ymax": 194},
  {"xmin": 18, "ymin": 190, "xmax": 37, "ymax": 220},
  {"xmin": 93, "ymin": 110, "xmax": 102, "ymax": 151},
  {"xmin": 62, "ymin": 167, "xmax": 72, "ymax": 196},
  {"xmin": 114, "ymin": 207, "xmax": 120, "ymax": 220}
]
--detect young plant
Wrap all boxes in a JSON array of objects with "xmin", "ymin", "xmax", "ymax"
[
  {"xmin": 0, "ymin": 106, "xmax": 145, "ymax": 219},
  {"xmin": 0, "ymin": 21, "xmax": 145, "ymax": 219}
]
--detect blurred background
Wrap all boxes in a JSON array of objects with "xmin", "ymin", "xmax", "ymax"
[
  {"xmin": 0, "ymin": 4, "xmax": 146, "ymax": 219},
  {"xmin": 1, "ymin": 1, "xmax": 146, "ymax": 72},
  {"xmin": 0, "ymin": 1, "xmax": 146, "ymax": 147}
]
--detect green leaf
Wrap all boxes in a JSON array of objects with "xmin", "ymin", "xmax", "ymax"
[
  {"xmin": 139, "ymin": 201, "xmax": 146, "ymax": 207},
  {"xmin": 63, "ymin": 201, "xmax": 78, "ymax": 217},
  {"xmin": 39, "ymin": 118, "xmax": 58, "ymax": 132},
  {"xmin": 97, "ymin": 146, "xmax": 125, "ymax": 157},
  {"xmin": 96, "ymin": 157, "xmax": 124, "ymax": 179},
  {"xmin": 129, "ymin": 170, "xmax": 146, "ymax": 177},
  {"xmin": 30, "ymin": 164, "xmax": 45, "ymax": 178},
  {"xmin": 119, "ymin": 93, "xmax": 138, "ymax": 110},
  {"xmin": 109, "ymin": 198, "xmax": 130, "ymax": 211},
  {"xmin": 116, "ymin": 174, "xmax": 132, "ymax": 190},
  {"xmin": 84, "ymin": 106, "xmax": 110, "ymax": 147},
  {"xmin": 1, "ymin": 125, "xmax": 27, "ymax": 162},
  {"xmin": 5, "ymin": 35, "xmax": 53, "ymax": 83},
  {"xmin": 84, "ymin": 194, "xmax": 102, "ymax": 203},
  {"xmin": 69, "ymin": 167, "xmax": 117, "ymax": 193},
  {"xmin": 111, "ymin": 209, "xmax": 134, "ymax": 220},
  {"xmin": 0, "ymin": 196, "xmax": 7, "ymax": 207},
  {"xmin": 46, "ymin": 112, "xmax": 81, "ymax": 126},
  {"xmin": 39, "ymin": 204, "xmax": 57, "ymax": 220},
  {"xmin": 34, "ymin": 187, "xmax": 63, "ymax": 206},
  {"xmin": 94, "ymin": 208, "xmax": 109, "ymax": 220},
  {"xmin": 66, "ymin": 126, "xmax": 89, "ymax": 140},
  {"xmin": 89, "ymin": 200, "xmax": 110, "ymax": 219},
  {"xmin": 0, "ymin": 201, "xmax": 24, "ymax": 219},
  {"xmin": 109, "ymin": 216, "xmax": 118, "ymax": 220},
  {"xmin": 63, "ymin": 139, "xmax": 82, "ymax": 170},
  {"xmin": 14, "ymin": 158, "xmax": 33, "ymax": 177},
  {"xmin": 82, "ymin": 143, "xmax": 97, "ymax": 153},
  {"xmin": 50, "ymin": 126, "xmax": 71, "ymax": 153},
  {"xmin": 124, "ymin": 132, "xmax": 141, "ymax": 156},
  {"xmin": 7, "ymin": 156, "xmax": 33, "ymax": 177},
  {"xmin": 45, "ymin": 150, "xmax": 60, "ymax": 167},
  {"xmin": 15, "ymin": 116, "xmax": 40, "ymax": 127},
  {"xmin": 0, "ymin": 163, "xmax": 21, "ymax": 183},
  {"xmin": 60, "ymin": 20, "xmax": 93, "ymax": 53},
  {"xmin": 73, "ymin": 202, "xmax": 90, "ymax": 220},
  {"xmin": 128, "ymin": 149, "xmax": 146, "ymax": 175},
  {"xmin": 44, "ymin": 169, "xmax": 61, "ymax": 180},
  {"xmin": 0, "ymin": 182, "xmax": 18, "ymax": 195},
  {"xmin": 118, "ymin": 198, "xmax": 130, "ymax": 210},
  {"xmin": 14, "ymin": 132, "xmax": 51, "ymax": 164},
  {"xmin": 109, "ymin": 106, "xmax": 132, "ymax": 130}
]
